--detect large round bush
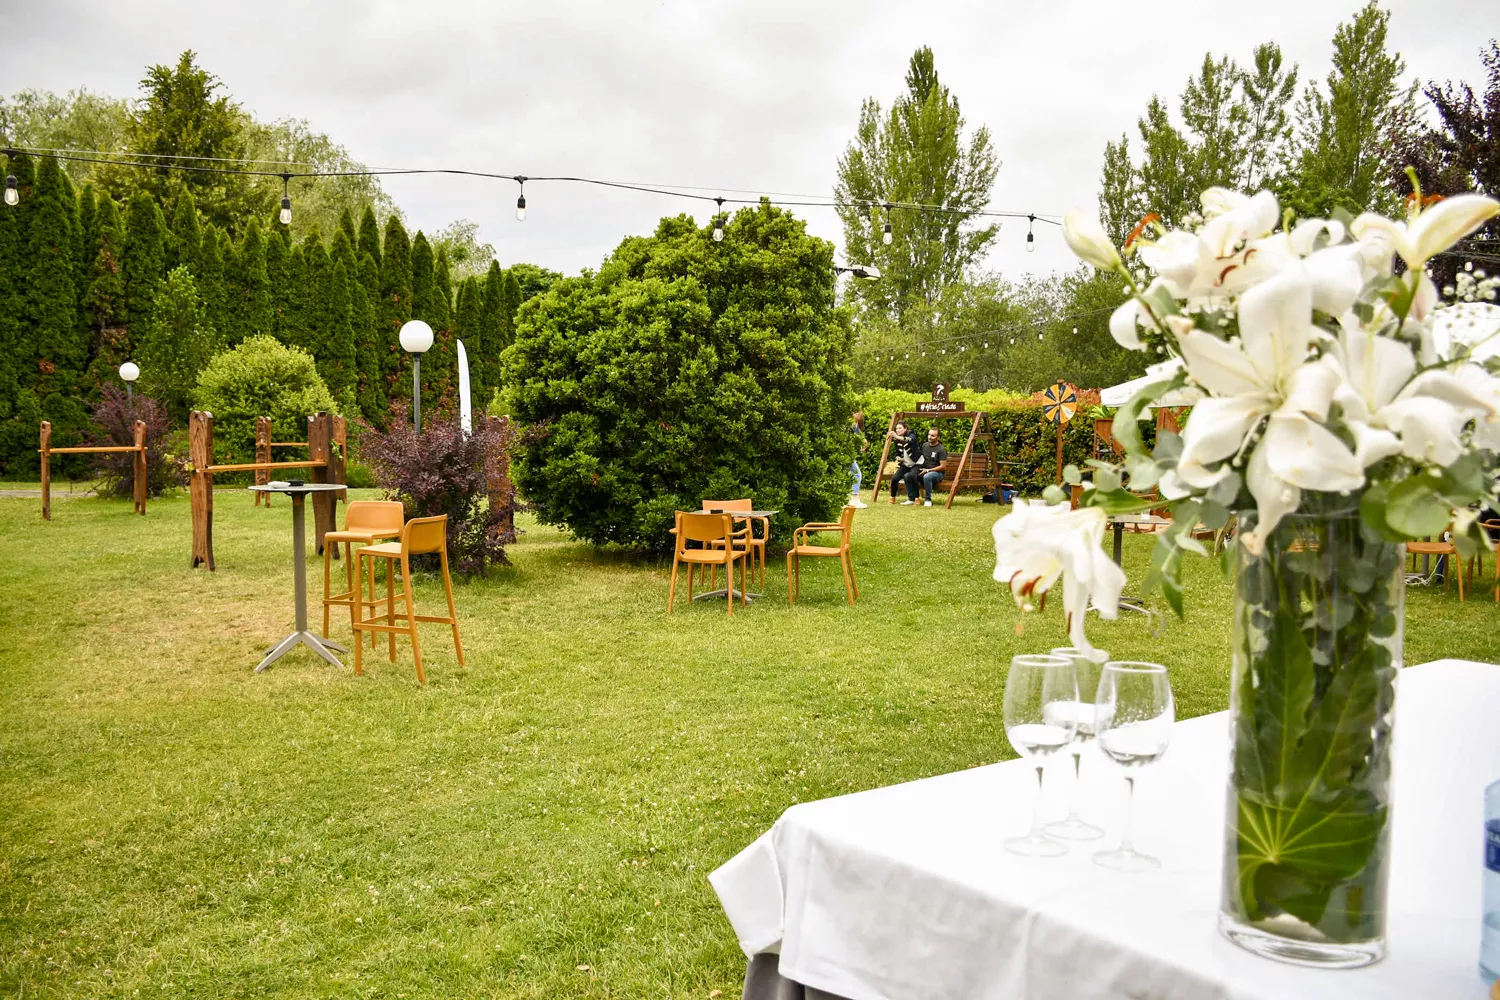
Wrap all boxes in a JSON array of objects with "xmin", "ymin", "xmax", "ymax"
[
  {"xmin": 194, "ymin": 335, "xmax": 339, "ymax": 467},
  {"xmin": 503, "ymin": 203, "xmax": 857, "ymax": 551}
]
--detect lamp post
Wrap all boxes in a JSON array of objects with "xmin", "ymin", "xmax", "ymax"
[
  {"xmin": 398, "ymin": 320, "xmax": 434, "ymax": 433},
  {"xmin": 119, "ymin": 361, "xmax": 139, "ymax": 409}
]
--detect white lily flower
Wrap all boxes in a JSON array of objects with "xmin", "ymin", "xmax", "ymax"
[
  {"xmin": 992, "ymin": 501, "xmax": 1125, "ymax": 659},
  {"xmin": 1063, "ymin": 208, "xmax": 1122, "ymax": 270},
  {"xmin": 1350, "ymin": 193, "xmax": 1499, "ymax": 271},
  {"xmin": 1456, "ymin": 364, "xmax": 1500, "ymax": 450},
  {"xmin": 1171, "ymin": 266, "xmax": 1364, "ymax": 541}
]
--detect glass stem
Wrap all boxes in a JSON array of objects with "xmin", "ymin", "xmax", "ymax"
[
  {"xmin": 1067, "ymin": 751, "xmax": 1083, "ymax": 820},
  {"xmin": 1029, "ymin": 763, "xmax": 1046, "ymax": 839},
  {"xmin": 1118, "ymin": 775, "xmax": 1136, "ymax": 853}
]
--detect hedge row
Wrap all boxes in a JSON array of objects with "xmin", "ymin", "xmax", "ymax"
[{"xmin": 855, "ymin": 388, "xmax": 1158, "ymax": 495}]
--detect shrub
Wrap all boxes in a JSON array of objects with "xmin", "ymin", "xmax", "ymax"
[
  {"xmin": 193, "ymin": 335, "xmax": 339, "ymax": 468},
  {"xmin": 88, "ymin": 384, "xmax": 185, "ymax": 498},
  {"xmin": 503, "ymin": 204, "xmax": 856, "ymax": 551},
  {"xmin": 137, "ymin": 266, "xmax": 222, "ymax": 421},
  {"xmin": 360, "ymin": 406, "xmax": 518, "ymax": 577}
]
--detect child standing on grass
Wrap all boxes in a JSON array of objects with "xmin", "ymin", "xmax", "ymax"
[{"xmin": 849, "ymin": 411, "xmax": 869, "ymax": 508}]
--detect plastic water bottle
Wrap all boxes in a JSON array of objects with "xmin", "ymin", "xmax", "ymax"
[{"xmin": 1484, "ymin": 778, "xmax": 1500, "ymax": 983}]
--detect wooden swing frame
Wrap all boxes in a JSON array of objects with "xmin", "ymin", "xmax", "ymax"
[{"xmin": 868, "ymin": 409, "xmax": 1003, "ymax": 509}]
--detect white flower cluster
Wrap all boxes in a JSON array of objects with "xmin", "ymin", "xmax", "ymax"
[{"xmin": 1064, "ymin": 188, "xmax": 1500, "ymax": 554}]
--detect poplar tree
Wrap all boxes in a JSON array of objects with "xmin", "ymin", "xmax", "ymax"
[
  {"xmin": 0, "ymin": 154, "xmax": 36, "ymax": 411},
  {"xmin": 264, "ymin": 225, "xmax": 289, "ymax": 342},
  {"xmin": 432, "ymin": 246, "xmax": 453, "ymax": 331},
  {"xmin": 338, "ymin": 207, "xmax": 357, "ymax": 249},
  {"xmin": 325, "ymin": 257, "xmax": 357, "ymax": 398},
  {"xmin": 85, "ymin": 195, "xmax": 129, "ymax": 386},
  {"xmin": 137, "ymin": 265, "xmax": 218, "ymax": 419},
  {"xmin": 75, "ymin": 185, "xmax": 100, "ymax": 310},
  {"xmin": 167, "ymin": 190, "xmax": 201, "ymax": 274},
  {"xmin": 121, "ymin": 189, "xmax": 166, "ymax": 340},
  {"xmin": 379, "ymin": 215, "xmax": 412, "ymax": 404},
  {"xmin": 219, "ymin": 228, "xmax": 242, "ymax": 342},
  {"xmin": 357, "ymin": 205, "xmax": 382, "ymax": 269},
  {"xmin": 240, "ymin": 218, "xmax": 273, "ymax": 341},
  {"xmin": 299, "ymin": 230, "xmax": 332, "ymax": 362},
  {"xmin": 354, "ymin": 251, "xmax": 383, "ymax": 419},
  {"xmin": 27, "ymin": 156, "xmax": 82, "ymax": 397},
  {"xmin": 284, "ymin": 240, "xmax": 308, "ymax": 351},
  {"xmin": 453, "ymin": 277, "xmax": 484, "ymax": 402},
  {"xmin": 410, "ymin": 231, "xmax": 436, "ymax": 322},
  {"xmin": 195, "ymin": 221, "xmax": 226, "ymax": 331}
]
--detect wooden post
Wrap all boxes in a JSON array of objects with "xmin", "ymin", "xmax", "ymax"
[
  {"xmin": 132, "ymin": 419, "xmax": 148, "ymax": 515},
  {"xmin": 189, "ymin": 410, "xmax": 215, "ymax": 570},
  {"xmin": 308, "ymin": 412, "xmax": 339, "ymax": 556},
  {"xmin": 944, "ymin": 411, "xmax": 983, "ymax": 510},
  {"xmin": 39, "ymin": 421, "xmax": 51, "ymax": 521},
  {"xmin": 488, "ymin": 414, "xmax": 515, "ymax": 538},
  {"xmin": 868, "ymin": 411, "xmax": 899, "ymax": 503},
  {"xmin": 1055, "ymin": 424, "xmax": 1065, "ymax": 485},
  {"xmin": 254, "ymin": 416, "xmax": 272, "ymax": 507}
]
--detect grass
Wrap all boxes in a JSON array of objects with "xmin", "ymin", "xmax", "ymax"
[{"xmin": 2, "ymin": 488, "xmax": 1496, "ymax": 998}]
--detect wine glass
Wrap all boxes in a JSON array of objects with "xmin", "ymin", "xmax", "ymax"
[
  {"xmin": 1003, "ymin": 653, "xmax": 1078, "ymax": 857},
  {"xmin": 1092, "ymin": 661, "xmax": 1174, "ymax": 871},
  {"xmin": 1043, "ymin": 647, "xmax": 1106, "ymax": 841}
]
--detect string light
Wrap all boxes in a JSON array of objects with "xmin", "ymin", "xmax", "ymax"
[
  {"xmin": 712, "ymin": 197, "xmax": 725, "ymax": 242},
  {"xmin": 0, "ymin": 144, "xmax": 1069, "ymax": 237},
  {"xmin": 3, "ymin": 173, "xmax": 15, "ymax": 207},
  {"xmin": 1026, "ymin": 213, "xmax": 1035, "ymax": 252},
  {"xmin": 278, "ymin": 173, "xmax": 292, "ymax": 225}
]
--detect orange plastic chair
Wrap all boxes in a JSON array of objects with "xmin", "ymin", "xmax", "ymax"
[
  {"xmin": 703, "ymin": 498, "xmax": 767, "ymax": 590},
  {"xmin": 786, "ymin": 506, "xmax": 858, "ymax": 606},
  {"xmin": 353, "ymin": 514, "xmax": 465, "ymax": 683},
  {"xmin": 322, "ymin": 500, "xmax": 405, "ymax": 643},
  {"xmin": 669, "ymin": 511, "xmax": 748, "ymax": 615}
]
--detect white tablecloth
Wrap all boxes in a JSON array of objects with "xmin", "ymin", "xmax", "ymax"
[{"xmin": 710, "ymin": 659, "xmax": 1500, "ymax": 1000}]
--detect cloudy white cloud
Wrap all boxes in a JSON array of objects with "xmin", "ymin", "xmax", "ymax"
[{"xmin": 2, "ymin": 0, "xmax": 1486, "ymax": 281}]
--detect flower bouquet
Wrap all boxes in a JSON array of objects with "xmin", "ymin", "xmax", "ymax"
[{"xmin": 993, "ymin": 178, "xmax": 1500, "ymax": 967}]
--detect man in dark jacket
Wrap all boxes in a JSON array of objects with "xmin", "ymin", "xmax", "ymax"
[{"xmin": 904, "ymin": 427, "xmax": 949, "ymax": 506}]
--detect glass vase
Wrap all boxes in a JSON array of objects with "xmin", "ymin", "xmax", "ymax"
[{"xmin": 1218, "ymin": 508, "xmax": 1405, "ymax": 968}]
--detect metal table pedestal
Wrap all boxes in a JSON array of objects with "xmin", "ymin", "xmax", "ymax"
[{"xmin": 249, "ymin": 484, "xmax": 348, "ymax": 672}]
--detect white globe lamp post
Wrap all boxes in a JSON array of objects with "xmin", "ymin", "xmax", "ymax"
[
  {"xmin": 399, "ymin": 320, "xmax": 434, "ymax": 432},
  {"xmin": 119, "ymin": 361, "xmax": 140, "ymax": 407}
]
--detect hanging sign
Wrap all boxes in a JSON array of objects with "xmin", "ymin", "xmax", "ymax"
[
  {"xmin": 1042, "ymin": 381, "xmax": 1078, "ymax": 427},
  {"xmin": 918, "ymin": 381, "xmax": 962, "ymax": 413}
]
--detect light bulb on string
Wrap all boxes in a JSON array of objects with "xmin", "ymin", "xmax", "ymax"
[
  {"xmin": 882, "ymin": 202, "xmax": 893, "ymax": 246},
  {"xmin": 983, "ymin": 341, "xmax": 989, "ymax": 349},
  {"xmin": 278, "ymin": 173, "xmax": 292, "ymax": 226},
  {"xmin": 712, "ymin": 197, "xmax": 725, "ymax": 242},
  {"xmin": 3, "ymin": 173, "xmax": 17, "ymax": 207},
  {"xmin": 1025, "ymin": 213, "xmax": 1035, "ymax": 252},
  {"xmin": 940, "ymin": 348, "xmax": 946, "ymax": 355},
  {"xmin": 515, "ymin": 176, "xmax": 528, "ymax": 221}
]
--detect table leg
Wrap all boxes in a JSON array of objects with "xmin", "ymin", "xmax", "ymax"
[
  {"xmin": 1112, "ymin": 521, "xmax": 1124, "ymax": 565},
  {"xmin": 1107, "ymin": 520, "xmax": 1149, "ymax": 616},
  {"xmin": 255, "ymin": 493, "xmax": 347, "ymax": 672}
]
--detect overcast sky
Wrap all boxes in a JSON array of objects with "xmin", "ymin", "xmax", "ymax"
[{"xmin": 3, "ymin": 0, "xmax": 1490, "ymax": 282}]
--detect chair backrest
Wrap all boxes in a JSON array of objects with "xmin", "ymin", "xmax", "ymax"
[
  {"xmin": 701, "ymin": 498, "xmax": 752, "ymax": 514},
  {"xmin": 345, "ymin": 499, "xmax": 405, "ymax": 534},
  {"xmin": 837, "ymin": 504, "xmax": 856, "ymax": 539},
  {"xmin": 402, "ymin": 514, "xmax": 449, "ymax": 555},
  {"xmin": 676, "ymin": 511, "xmax": 734, "ymax": 547}
]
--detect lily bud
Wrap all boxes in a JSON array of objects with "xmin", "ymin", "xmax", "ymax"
[{"xmin": 1063, "ymin": 208, "xmax": 1122, "ymax": 270}]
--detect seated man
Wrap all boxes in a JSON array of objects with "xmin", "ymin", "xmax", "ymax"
[{"xmin": 904, "ymin": 427, "xmax": 948, "ymax": 506}]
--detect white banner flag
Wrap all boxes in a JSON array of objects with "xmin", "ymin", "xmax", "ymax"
[{"xmin": 456, "ymin": 339, "xmax": 473, "ymax": 435}]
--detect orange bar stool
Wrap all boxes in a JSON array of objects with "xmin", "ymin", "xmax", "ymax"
[
  {"xmin": 322, "ymin": 500, "xmax": 405, "ymax": 644},
  {"xmin": 353, "ymin": 514, "xmax": 465, "ymax": 684}
]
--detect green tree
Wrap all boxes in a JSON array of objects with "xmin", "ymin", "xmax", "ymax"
[
  {"xmin": 240, "ymin": 117, "xmax": 397, "ymax": 241},
  {"xmin": 264, "ymin": 225, "xmax": 290, "ymax": 342},
  {"xmin": 1238, "ymin": 43, "xmax": 1300, "ymax": 190},
  {"xmin": 357, "ymin": 205, "xmax": 382, "ymax": 269},
  {"xmin": 432, "ymin": 245, "xmax": 453, "ymax": 332},
  {"xmin": 137, "ymin": 265, "xmax": 219, "ymax": 419},
  {"xmin": 112, "ymin": 51, "xmax": 262, "ymax": 230},
  {"xmin": 74, "ymin": 184, "xmax": 100, "ymax": 312},
  {"xmin": 237, "ymin": 218, "xmax": 272, "ymax": 342},
  {"xmin": 1181, "ymin": 54, "xmax": 1247, "ymax": 193},
  {"xmin": 324, "ymin": 257, "xmax": 358, "ymax": 398},
  {"xmin": 27, "ymin": 156, "xmax": 82, "ymax": 398},
  {"xmin": 453, "ymin": 277, "xmax": 484, "ymax": 401},
  {"xmin": 1291, "ymin": 2, "xmax": 1416, "ymax": 215},
  {"xmin": 505, "ymin": 262, "xmax": 561, "ymax": 303},
  {"xmin": 338, "ymin": 207, "xmax": 357, "ymax": 249},
  {"xmin": 166, "ymin": 190, "xmax": 201, "ymax": 274},
  {"xmin": 82, "ymin": 195, "xmax": 128, "ymax": 390},
  {"xmin": 0, "ymin": 88, "xmax": 129, "ymax": 188},
  {"xmin": 480, "ymin": 261, "xmax": 509, "ymax": 397},
  {"xmin": 121, "ymin": 189, "xmax": 166, "ymax": 338},
  {"xmin": 379, "ymin": 216, "xmax": 413, "ymax": 405},
  {"xmin": 504, "ymin": 203, "xmax": 855, "ymax": 551},
  {"xmin": 431, "ymin": 218, "xmax": 496, "ymax": 281},
  {"xmin": 1098, "ymin": 133, "xmax": 1143, "ymax": 248},
  {"xmin": 835, "ymin": 47, "xmax": 1000, "ymax": 322},
  {"xmin": 410, "ymin": 231, "xmax": 437, "ymax": 323},
  {"xmin": 298, "ymin": 231, "xmax": 333, "ymax": 360},
  {"xmin": 1135, "ymin": 96, "xmax": 1200, "ymax": 228},
  {"xmin": 195, "ymin": 221, "xmax": 225, "ymax": 331},
  {"xmin": 0, "ymin": 153, "xmax": 34, "ymax": 432},
  {"xmin": 353, "ymin": 252, "xmax": 383, "ymax": 420}
]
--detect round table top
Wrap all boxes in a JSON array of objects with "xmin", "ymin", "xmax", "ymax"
[
  {"xmin": 247, "ymin": 482, "xmax": 349, "ymax": 494},
  {"xmin": 703, "ymin": 508, "xmax": 777, "ymax": 518}
]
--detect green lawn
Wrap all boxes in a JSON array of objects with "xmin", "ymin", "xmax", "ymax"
[{"xmin": 2, "ymin": 489, "xmax": 1496, "ymax": 998}]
